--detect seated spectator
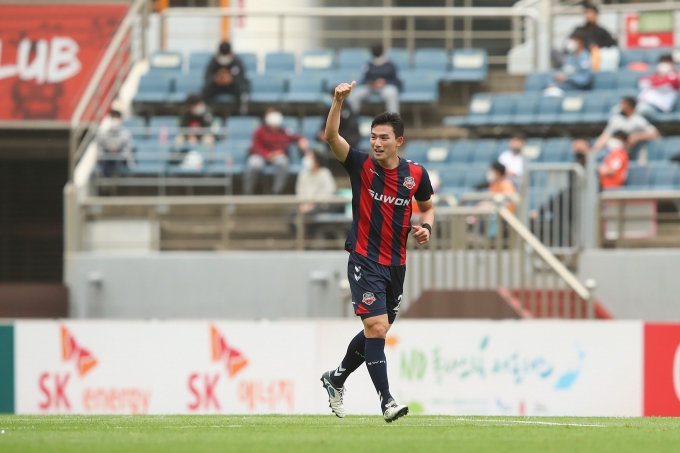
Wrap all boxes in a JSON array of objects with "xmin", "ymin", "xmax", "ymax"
[
  {"xmin": 97, "ymin": 109, "xmax": 134, "ymax": 177},
  {"xmin": 348, "ymin": 43, "xmax": 401, "ymax": 114},
  {"xmin": 318, "ymin": 90, "xmax": 360, "ymax": 149},
  {"xmin": 175, "ymin": 94, "xmax": 215, "ymax": 148},
  {"xmin": 571, "ymin": 137, "xmax": 591, "ymax": 166},
  {"xmin": 598, "ymin": 130, "xmax": 630, "ymax": 190},
  {"xmin": 497, "ymin": 131, "xmax": 526, "ymax": 187},
  {"xmin": 244, "ymin": 109, "xmax": 309, "ymax": 195},
  {"xmin": 637, "ymin": 54, "xmax": 679, "ymax": 119},
  {"xmin": 487, "ymin": 161, "xmax": 517, "ymax": 212},
  {"xmin": 545, "ymin": 31, "xmax": 593, "ymax": 94},
  {"xmin": 591, "ymin": 97, "xmax": 660, "ymax": 159},
  {"xmin": 202, "ymin": 42, "xmax": 248, "ymax": 115}
]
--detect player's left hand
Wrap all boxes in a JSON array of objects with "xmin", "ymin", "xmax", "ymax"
[{"xmin": 412, "ymin": 225, "xmax": 430, "ymax": 245}]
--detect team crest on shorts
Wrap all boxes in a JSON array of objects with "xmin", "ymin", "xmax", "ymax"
[
  {"xmin": 403, "ymin": 176, "xmax": 416, "ymax": 190},
  {"xmin": 362, "ymin": 292, "xmax": 376, "ymax": 305}
]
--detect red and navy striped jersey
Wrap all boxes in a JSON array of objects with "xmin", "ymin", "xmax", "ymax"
[{"xmin": 343, "ymin": 147, "xmax": 434, "ymax": 266}]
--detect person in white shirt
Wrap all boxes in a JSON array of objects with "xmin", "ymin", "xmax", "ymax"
[
  {"xmin": 291, "ymin": 151, "xmax": 338, "ymax": 239},
  {"xmin": 497, "ymin": 131, "xmax": 525, "ymax": 188}
]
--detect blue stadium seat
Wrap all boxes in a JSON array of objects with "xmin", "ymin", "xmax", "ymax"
[
  {"xmin": 130, "ymin": 141, "xmax": 170, "ymax": 175},
  {"xmin": 529, "ymin": 170, "xmax": 548, "ymax": 187},
  {"xmin": 489, "ymin": 94, "xmax": 517, "ymax": 125},
  {"xmin": 149, "ymin": 116, "xmax": 180, "ymax": 138},
  {"xmin": 414, "ymin": 48, "xmax": 448, "ymax": 73},
  {"xmin": 123, "ymin": 116, "xmax": 146, "ymax": 140},
  {"xmin": 168, "ymin": 73, "xmax": 204, "ymax": 102},
  {"xmin": 324, "ymin": 71, "xmax": 361, "ymax": 91},
  {"xmin": 540, "ymin": 138, "xmax": 571, "ymax": 162},
  {"xmin": 149, "ymin": 51, "xmax": 183, "ymax": 73},
  {"xmin": 448, "ymin": 140, "xmax": 474, "ymax": 163},
  {"xmin": 625, "ymin": 164, "xmax": 652, "ymax": 188},
  {"xmin": 422, "ymin": 140, "xmax": 451, "ymax": 163},
  {"xmin": 399, "ymin": 71, "xmax": 439, "ymax": 104},
  {"xmin": 189, "ymin": 52, "xmax": 213, "ymax": 73},
  {"xmin": 282, "ymin": 116, "xmax": 300, "ymax": 133},
  {"xmin": 649, "ymin": 163, "xmax": 677, "ymax": 189},
  {"xmin": 558, "ymin": 93, "xmax": 586, "ymax": 124},
  {"xmin": 524, "ymin": 72, "xmax": 547, "ymax": 91},
  {"xmin": 512, "ymin": 93, "xmax": 540, "ymax": 124},
  {"xmin": 645, "ymin": 139, "xmax": 664, "ymax": 161},
  {"xmin": 249, "ymin": 74, "xmax": 285, "ymax": 103},
  {"xmin": 386, "ymin": 48, "xmax": 411, "ymax": 72},
  {"xmin": 466, "ymin": 93, "xmax": 494, "ymax": 126},
  {"xmin": 620, "ymin": 49, "xmax": 649, "ymax": 67},
  {"xmin": 661, "ymin": 136, "xmax": 680, "ymax": 160},
  {"xmin": 208, "ymin": 140, "xmax": 251, "ymax": 174},
  {"xmin": 447, "ymin": 48, "xmax": 488, "ymax": 82},
  {"xmin": 167, "ymin": 143, "xmax": 212, "ymax": 175},
  {"xmin": 437, "ymin": 164, "xmax": 466, "ymax": 189},
  {"xmin": 301, "ymin": 49, "xmax": 335, "ymax": 72},
  {"xmin": 653, "ymin": 98, "xmax": 680, "ymax": 122},
  {"xmin": 338, "ymin": 48, "xmax": 371, "ymax": 71},
  {"xmin": 134, "ymin": 74, "xmax": 173, "ymax": 103},
  {"xmin": 462, "ymin": 164, "xmax": 488, "ymax": 188},
  {"xmin": 302, "ymin": 116, "xmax": 324, "ymax": 142},
  {"xmin": 592, "ymin": 71, "xmax": 617, "ymax": 90},
  {"xmin": 471, "ymin": 139, "xmax": 499, "ymax": 164},
  {"xmin": 442, "ymin": 115, "xmax": 468, "ymax": 127},
  {"xmin": 535, "ymin": 96, "xmax": 562, "ymax": 124},
  {"xmin": 581, "ymin": 93, "xmax": 610, "ymax": 123},
  {"xmin": 264, "ymin": 52, "xmax": 296, "ymax": 74},
  {"xmin": 616, "ymin": 70, "xmax": 642, "ymax": 90},
  {"xmin": 226, "ymin": 116, "xmax": 261, "ymax": 140},
  {"xmin": 237, "ymin": 53, "xmax": 258, "ymax": 75},
  {"xmin": 647, "ymin": 47, "xmax": 674, "ymax": 65},
  {"xmin": 284, "ymin": 74, "xmax": 325, "ymax": 103},
  {"xmin": 523, "ymin": 138, "xmax": 544, "ymax": 161}
]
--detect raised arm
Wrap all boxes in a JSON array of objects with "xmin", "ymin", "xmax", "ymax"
[{"xmin": 325, "ymin": 81, "xmax": 356, "ymax": 163}]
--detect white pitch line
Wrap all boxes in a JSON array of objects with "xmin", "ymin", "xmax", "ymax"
[{"xmin": 456, "ymin": 418, "xmax": 605, "ymax": 427}]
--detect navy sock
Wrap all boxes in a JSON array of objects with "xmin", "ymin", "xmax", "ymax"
[
  {"xmin": 330, "ymin": 330, "xmax": 366, "ymax": 387},
  {"xmin": 364, "ymin": 338, "xmax": 393, "ymax": 409}
]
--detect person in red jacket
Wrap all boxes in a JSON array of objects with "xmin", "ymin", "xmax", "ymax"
[
  {"xmin": 243, "ymin": 109, "xmax": 309, "ymax": 195},
  {"xmin": 637, "ymin": 54, "xmax": 680, "ymax": 119},
  {"xmin": 598, "ymin": 130, "xmax": 630, "ymax": 190}
]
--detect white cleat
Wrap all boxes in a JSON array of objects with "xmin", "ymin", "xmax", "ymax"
[
  {"xmin": 321, "ymin": 371, "xmax": 346, "ymax": 418},
  {"xmin": 383, "ymin": 399, "xmax": 409, "ymax": 423}
]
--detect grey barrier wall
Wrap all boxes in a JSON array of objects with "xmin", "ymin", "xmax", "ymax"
[
  {"xmin": 65, "ymin": 251, "xmax": 349, "ymax": 319},
  {"xmin": 578, "ymin": 249, "xmax": 680, "ymax": 321}
]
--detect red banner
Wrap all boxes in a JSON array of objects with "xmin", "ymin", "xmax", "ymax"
[
  {"xmin": 0, "ymin": 4, "xmax": 128, "ymax": 121},
  {"xmin": 644, "ymin": 323, "xmax": 680, "ymax": 416}
]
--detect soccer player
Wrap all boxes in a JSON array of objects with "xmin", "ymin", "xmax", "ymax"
[{"xmin": 320, "ymin": 81, "xmax": 434, "ymax": 423}]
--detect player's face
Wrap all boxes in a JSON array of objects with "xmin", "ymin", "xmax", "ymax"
[{"xmin": 370, "ymin": 124, "xmax": 403, "ymax": 164}]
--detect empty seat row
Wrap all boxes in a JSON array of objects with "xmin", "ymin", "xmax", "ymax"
[
  {"xmin": 148, "ymin": 47, "xmax": 488, "ymax": 81},
  {"xmin": 622, "ymin": 162, "xmax": 680, "ymax": 190},
  {"xmin": 525, "ymin": 69, "xmax": 652, "ymax": 92}
]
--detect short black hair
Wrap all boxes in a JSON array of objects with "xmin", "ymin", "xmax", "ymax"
[
  {"xmin": 492, "ymin": 161, "xmax": 506, "ymax": 176},
  {"xmin": 510, "ymin": 131, "xmax": 526, "ymax": 141},
  {"xmin": 583, "ymin": 2, "xmax": 598, "ymax": 13},
  {"xmin": 612, "ymin": 130, "xmax": 629, "ymax": 142},
  {"xmin": 570, "ymin": 29, "xmax": 587, "ymax": 43},
  {"xmin": 371, "ymin": 112, "xmax": 404, "ymax": 138},
  {"xmin": 219, "ymin": 42, "xmax": 232, "ymax": 55},
  {"xmin": 186, "ymin": 94, "xmax": 203, "ymax": 106},
  {"xmin": 310, "ymin": 151, "xmax": 325, "ymax": 167},
  {"xmin": 621, "ymin": 96, "xmax": 637, "ymax": 110},
  {"xmin": 371, "ymin": 43, "xmax": 384, "ymax": 58},
  {"xmin": 659, "ymin": 54, "xmax": 674, "ymax": 63},
  {"xmin": 110, "ymin": 109, "xmax": 122, "ymax": 118}
]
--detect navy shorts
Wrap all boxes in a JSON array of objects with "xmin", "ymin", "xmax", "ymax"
[{"xmin": 347, "ymin": 251, "xmax": 406, "ymax": 324}]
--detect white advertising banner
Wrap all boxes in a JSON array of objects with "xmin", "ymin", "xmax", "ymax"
[{"xmin": 14, "ymin": 320, "xmax": 643, "ymax": 416}]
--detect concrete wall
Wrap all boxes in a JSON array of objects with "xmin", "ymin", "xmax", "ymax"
[
  {"xmin": 579, "ymin": 249, "xmax": 680, "ymax": 321},
  {"xmin": 65, "ymin": 251, "xmax": 349, "ymax": 319}
]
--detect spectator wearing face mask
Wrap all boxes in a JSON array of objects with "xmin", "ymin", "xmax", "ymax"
[
  {"xmin": 497, "ymin": 131, "xmax": 526, "ymax": 188},
  {"xmin": 296, "ymin": 151, "xmax": 337, "ymax": 213},
  {"xmin": 347, "ymin": 43, "xmax": 401, "ymax": 114},
  {"xmin": 244, "ymin": 109, "xmax": 310, "ymax": 195},
  {"xmin": 202, "ymin": 41, "xmax": 248, "ymax": 114},
  {"xmin": 176, "ymin": 94, "xmax": 215, "ymax": 147},
  {"xmin": 571, "ymin": 137, "xmax": 591, "ymax": 167},
  {"xmin": 487, "ymin": 161, "xmax": 517, "ymax": 212},
  {"xmin": 598, "ymin": 130, "xmax": 630, "ymax": 190},
  {"xmin": 591, "ymin": 96, "xmax": 659, "ymax": 159},
  {"xmin": 318, "ymin": 89, "xmax": 360, "ymax": 149},
  {"xmin": 545, "ymin": 31, "xmax": 593, "ymax": 95},
  {"xmin": 636, "ymin": 54, "xmax": 679, "ymax": 119},
  {"xmin": 97, "ymin": 109, "xmax": 134, "ymax": 177}
]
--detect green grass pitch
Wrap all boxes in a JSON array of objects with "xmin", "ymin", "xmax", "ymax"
[{"xmin": 0, "ymin": 415, "xmax": 679, "ymax": 453}]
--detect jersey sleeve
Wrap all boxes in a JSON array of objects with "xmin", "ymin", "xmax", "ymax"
[
  {"xmin": 414, "ymin": 166, "xmax": 434, "ymax": 202},
  {"xmin": 342, "ymin": 147, "xmax": 367, "ymax": 174}
]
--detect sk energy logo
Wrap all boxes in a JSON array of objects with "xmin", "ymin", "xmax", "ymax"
[
  {"xmin": 61, "ymin": 326, "xmax": 98, "ymax": 377},
  {"xmin": 211, "ymin": 325, "xmax": 248, "ymax": 377}
]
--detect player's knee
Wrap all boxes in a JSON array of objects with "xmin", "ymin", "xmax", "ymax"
[{"xmin": 365, "ymin": 322, "xmax": 388, "ymax": 339}]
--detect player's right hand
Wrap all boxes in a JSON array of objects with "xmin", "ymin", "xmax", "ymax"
[{"xmin": 334, "ymin": 81, "xmax": 356, "ymax": 101}]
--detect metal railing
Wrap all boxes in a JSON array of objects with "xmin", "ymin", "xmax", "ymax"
[
  {"xmin": 159, "ymin": 6, "xmax": 540, "ymax": 70},
  {"xmin": 68, "ymin": 0, "xmax": 149, "ymax": 181}
]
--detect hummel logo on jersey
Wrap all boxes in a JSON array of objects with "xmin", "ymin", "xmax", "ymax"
[
  {"xmin": 368, "ymin": 189, "xmax": 410, "ymax": 206},
  {"xmin": 354, "ymin": 273, "xmax": 361, "ymax": 281},
  {"xmin": 354, "ymin": 266, "xmax": 361, "ymax": 272},
  {"xmin": 334, "ymin": 367, "xmax": 346, "ymax": 377}
]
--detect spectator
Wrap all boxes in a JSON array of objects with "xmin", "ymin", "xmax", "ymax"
[
  {"xmin": 202, "ymin": 42, "xmax": 248, "ymax": 115},
  {"xmin": 598, "ymin": 130, "xmax": 630, "ymax": 190},
  {"xmin": 591, "ymin": 97, "xmax": 660, "ymax": 159},
  {"xmin": 318, "ymin": 90, "xmax": 360, "ymax": 149},
  {"xmin": 497, "ymin": 131, "xmax": 526, "ymax": 187},
  {"xmin": 348, "ymin": 43, "xmax": 401, "ymax": 114},
  {"xmin": 487, "ymin": 161, "xmax": 517, "ymax": 212},
  {"xmin": 97, "ymin": 109, "xmax": 134, "ymax": 177},
  {"xmin": 296, "ymin": 151, "xmax": 337, "ymax": 213},
  {"xmin": 176, "ymin": 94, "xmax": 215, "ymax": 148},
  {"xmin": 637, "ymin": 54, "xmax": 679, "ymax": 119},
  {"xmin": 545, "ymin": 31, "xmax": 593, "ymax": 95},
  {"xmin": 571, "ymin": 137, "xmax": 591, "ymax": 166},
  {"xmin": 244, "ymin": 109, "xmax": 309, "ymax": 195}
]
